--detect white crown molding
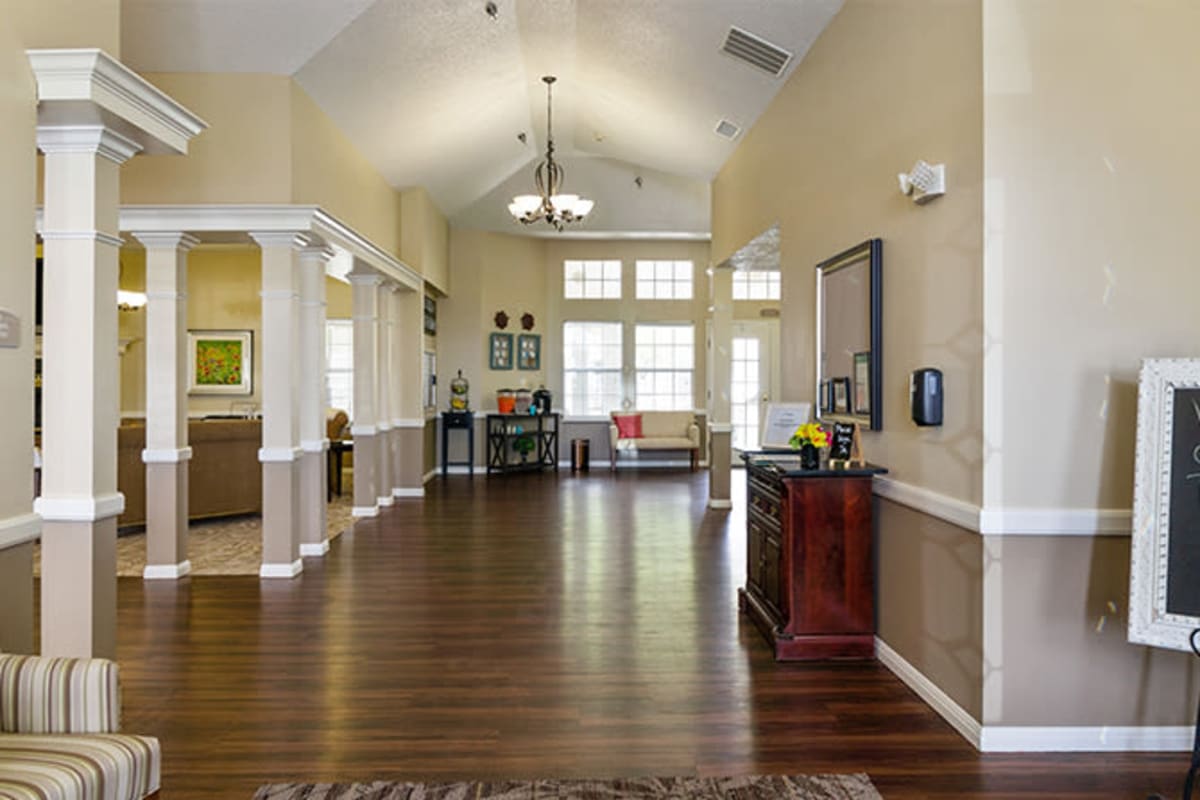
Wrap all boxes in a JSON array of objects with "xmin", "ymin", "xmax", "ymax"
[
  {"xmin": 875, "ymin": 637, "xmax": 982, "ymax": 749},
  {"xmin": 249, "ymin": 230, "xmax": 309, "ymax": 249},
  {"xmin": 313, "ymin": 208, "xmax": 421, "ymax": 290},
  {"xmin": 35, "ymin": 492, "xmax": 125, "ymax": 522},
  {"xmin": 873, "ymin": 477, "xmax": 1133, "ymax": 538},
  {"xmin": 0, "ymin": 513, "xmax": 42, "ymax": 550},
  {"xmin": 259, "ymin": 559, "xmax": 303, "ymax": 579},
  {"xmin": 258, "ymin": 447, "xmax": 301, "ymax": 463},
  {"xmin": 517, "ymin": 229, "xmax": 711, "ymax": 241},
  {"xmin": 143, "ymin": 560, "xmax": 191, "ymax": 580},
  {"xmin": 27, "ymin": 48, "xmax": 206, "ymax": 155},
  {"xmin": 129, "ymin": 231, "xmax": 200, "ymax": 251},
  {"xmin": 300, "ymin": 540, "xmax": 330, "ymax": 557},
  {"xmin": 142, "ymin": 447, "xmax": 193, "ymax": 464}
]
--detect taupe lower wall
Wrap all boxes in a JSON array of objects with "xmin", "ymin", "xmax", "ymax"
[
  {"xmin": 877, "ymin": 498, "xmax": 983, "ymax": 721},
  {"xmin": 0, "ymin": 542, "xmax": 34, "ymax": 654},
  {"xmin": 423, "ymin": 418, "xmax": 436, "ymax": 477},
  {"xmin": 985, "ymin": 535, "xmax": 1200, "ymax": 726}
]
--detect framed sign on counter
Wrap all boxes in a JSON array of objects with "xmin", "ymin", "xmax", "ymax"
[{"xmin": 760, "ymin": 402, "xmax": 812, "ymax": 450}]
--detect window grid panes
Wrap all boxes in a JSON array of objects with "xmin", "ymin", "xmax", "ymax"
[
  {"xmin": 563, "ymin": 321, "xmax": 623, "ymax": 416},
  {"xmin": 731, "ymin": 336, "xmax": 761, "ymax": 451},
  {"xmin": 635, "ymin": 260, "xmax": 693, "ymax": 300},
  {"xmin": 732, "ymin": 270, "xmax": 781, "ymax": 300},
  {"xmin": 634, "ymin": 324, "xmax": 694, "ymax": 411},
  {"xmin": 326, "ymin": 320, "xmax": 353, "ymax": 420},
  {"xmin": 564, "ymin": 260, "xmax": 621, "ymax": 299}
]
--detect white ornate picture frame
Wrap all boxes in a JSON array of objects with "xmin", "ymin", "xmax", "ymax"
[{"xmin": 1128, "ymin": 357, "xmax": 1200, "ymax": 653}]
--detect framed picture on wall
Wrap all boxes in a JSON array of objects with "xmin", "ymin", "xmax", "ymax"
[
  {"xmin": 424, "ymin": 295, "xmax": 437, "ymax": 336},
  {"xmin": 489, "ymin": 332, "xmax": 513, "ymax": 370},
  {"xmin": 853, "ymin": 352, "xmax": 871, "ymax": 415},
  {"xmin": 188, "ymin": 330, "xmax": 253, "ymax": 395},
  {"xmin": 517, "ymin": 334, "xmax": 541, "ymax": 370},
  {"xmin": 832, "ymin": 377, "xmax": 851, "ymax": 414}
]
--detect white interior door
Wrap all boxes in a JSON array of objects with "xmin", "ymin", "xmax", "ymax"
[{"xmin": 731, "ymin": 320, "xmax": 780, "ymax": 456}]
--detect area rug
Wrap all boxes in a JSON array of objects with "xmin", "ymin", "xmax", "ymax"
[{"xmin": 253, "ymin": 774, "xmax": 881, "ymax": 799}]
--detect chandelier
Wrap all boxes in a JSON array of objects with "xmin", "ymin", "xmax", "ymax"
[{"xmin": 508, "ymin": 76, "xmax": 594, "ymax": 231}]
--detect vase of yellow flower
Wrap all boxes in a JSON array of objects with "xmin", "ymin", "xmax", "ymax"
[{"xmin": 789, "ymin": 422, "xmax": 828, "ymax": 470}]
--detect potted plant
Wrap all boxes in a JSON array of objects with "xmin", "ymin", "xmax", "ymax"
[
  {"xmin": 789, "ymin": 422, "xmax": 828, "ymax": 470},
  {"xmin": 514, "ymin": 433, "xmax": 536, "ymax": 462}
]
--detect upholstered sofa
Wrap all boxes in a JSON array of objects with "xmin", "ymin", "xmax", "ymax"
[
  {"xmin": 0, "ymin": 654, "xmax": 160, "ymax": 799},
  {"xmin": 609, "ymin": 411, "xmax": 701, "ymax": 470}
]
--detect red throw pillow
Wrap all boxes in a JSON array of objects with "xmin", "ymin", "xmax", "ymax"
[{"xmin": 613, "ymin": 413, "xmax": 643, "ymax": 439}]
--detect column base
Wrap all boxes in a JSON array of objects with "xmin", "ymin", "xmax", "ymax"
[
  {"xmin": 394, "ymin": 487, "xmax": 425, "ymax": 498},
  {"xmin": 261, "ymin": 457, "xmax": 300, "ymax": 572},
  {"xmin": 352, "ymin": 505, "xmax": 380, "ymax": 518},
  {"xmin": 708, "ymin": 428, "xmax": 733, "ymax": 506},
  {"xmin": 300, "ymin": 540, "xmax": 329, "ymax": 557},
  {"xmin": 143, "ymin": 560, "xmax": 192, "ymax": 580},
  {"xmin": 708, "ymin": 499, "xmax": 734, "ymax": 510},
  {"xmin": 259, "ymin": 559, "xmax": 303, "ymax": 579},
  {"xmin": 40, "ymin": 516, "xmax": 117, "ymax": 658},
  {"xmin": 392, "ymin": 426, "xmax": 426, "ymax": 498},
  {"xmin": 378, "ymin": 495, "xmax": 395, "ymax": 507}
]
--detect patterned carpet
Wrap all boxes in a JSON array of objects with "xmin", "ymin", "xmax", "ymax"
[
  {"xmin": 34, "ymin": 473, "xmax": 358, "ymax": 577},
  {"xmin": 253, "ymin": 775, "xmax": 882, "ymax": 800}
]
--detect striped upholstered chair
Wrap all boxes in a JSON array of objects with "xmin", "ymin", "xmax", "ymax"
[{"xmin": 0, "ymin": 654, "xmax": 160, "ymax": 799}]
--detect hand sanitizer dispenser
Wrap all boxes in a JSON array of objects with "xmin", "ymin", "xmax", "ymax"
[{"xmin": 911, "ymin": 368, "xmax": 943, "ymax": 426}]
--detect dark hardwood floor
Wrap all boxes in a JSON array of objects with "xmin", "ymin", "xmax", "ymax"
[{"xmin": 99, "ymin": 471, "xmax": 1185, "ymax": 798}]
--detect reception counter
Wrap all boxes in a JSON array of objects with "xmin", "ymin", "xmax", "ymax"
[{"xmin": 117, "ymin": 418, "xmax": 262, "ymax": 528}]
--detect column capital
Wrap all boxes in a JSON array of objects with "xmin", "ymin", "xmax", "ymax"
[
  {"xmin": 298, "ymin": 244, "xmax": 337, "ymax": 263},
  {"xmin": 130, "ymin": 232, "xmax": 200, "ymax": 252},
  {"xmin": 347, "ymin": 271, "xmax": 384, "ymax": 287},
  {"xmin": 248, "ymin": 230, "xmax": 308, "ymax": 250},
  {"xmin": 36, "ymin": 125, "xmax": 142, "ymax": 164}
]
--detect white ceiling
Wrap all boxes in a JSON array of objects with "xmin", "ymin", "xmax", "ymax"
[{"xmin": 121, "ymin": 0, "xmax": 843, "ymax": 238}]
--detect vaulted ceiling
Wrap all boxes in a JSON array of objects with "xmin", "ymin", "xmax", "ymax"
[{"xmin": 121, "ymin": 0, "xmax": 843, "ymax": 238}]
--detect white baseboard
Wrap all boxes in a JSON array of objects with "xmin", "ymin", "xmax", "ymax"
[
  {"xmin": 392, "ymin": 487, "xmax": 425, "ymax": 498},
  {"xmin": 443, "ymin": 466, "xmax": 487, "ymax": 475},
  {"xmin": 707, "ymin": 499, "xmax": 733, "ymax": 509},
  {"xmin": 875, "ymin": 636, "xmax": 982, "ymax": 749},
  {"xmin": 876, "ymin": 636, "xmax": 1192, "ymax": 752},
  {"xmin": 422, "ymin": 469, "xmax": 437, "ymax": 484},
  {"xmin": 351, "ymin": 505, "xmax": 379, "ymax": 518},
  {"xmin": 377, "ymin": 495, "xmax": 395, "ymax": 507},
  {"xmin": 979, "ymin": 726, "xmax": 1193, "ymax": 752},
  {"xmin": 142, "ymin": 560, "xmax": 192, "ymax": 580},
  {"xmin": 300, "ymin": 540, "xmax": 329, "ymax": 557},
  {"xmin": 259, "ymin": 559, "xmax": 302, "ymax": 579}
]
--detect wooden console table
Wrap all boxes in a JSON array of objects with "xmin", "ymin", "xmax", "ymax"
[{"xmin": 738, "ymin": 453, "xmax": 886, "ymax": 660}]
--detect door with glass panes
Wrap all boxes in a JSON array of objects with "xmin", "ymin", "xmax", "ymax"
[{"xmin": 731, "ymin": 320, "xmax": 779, "ymax": 457}]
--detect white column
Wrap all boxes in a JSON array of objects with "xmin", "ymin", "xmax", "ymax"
[
  {"xmin": 298, "ymin": 243, "xmax": 333, "ymax": 556},
  {"xmin": 250, "ymin": 231, "xmax": 304, "ymax": 578},
  {"xmin": 708, "ymin": 265, "xmax": 734, "ymax": 510},
  {"xmin": 132, "ymin": 232, "xmax": 198, "ymax": 580},
  {"xmin": 34, "ymin": 126, "xmax": 140, "ymax": 658},
  {"xmin": 393, "ymin": 287, "xmax": 426, "ymax": 496},
  {"xmin": 375, "ymin": 281, "xmax": 394, "ymax": 508},
  {"xmin": 348, "ymin": 271, "xmax": 381, "ymax": 517}
]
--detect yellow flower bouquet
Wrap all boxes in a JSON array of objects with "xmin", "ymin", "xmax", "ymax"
[{"xmin": 789, "ymin": 422, "xmax": 829, "ymax": 450}]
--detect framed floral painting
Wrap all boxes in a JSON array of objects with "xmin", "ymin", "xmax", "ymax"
[{"xmin": 188, "ymin": 330, "xmax": 253, "ymax": 394}]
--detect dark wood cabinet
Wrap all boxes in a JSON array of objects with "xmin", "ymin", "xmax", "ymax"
[{"xmin": 739, "ymin": 456, "xmax": 884, "ymax": 661}]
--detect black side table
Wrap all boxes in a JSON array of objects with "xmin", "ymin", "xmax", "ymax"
[{"xmin": 441, "ymin": 411, "xmax": 475, "ymax": 476}]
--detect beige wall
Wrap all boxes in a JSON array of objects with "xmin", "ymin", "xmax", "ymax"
[
  {"xmin": 400, "ymin": 187, "xmax": 450, "ymax": 293},
  {"xmin": 14, "ymin": 0, "xmax": 120, "ymax": 55},
  {"xmin": 878, "ymin": 500, "xmax": 983, "ymax": 720},
  {"xmin": 713, "ymin": 0, "xmax": 984, "ymax": 506},
  {"xmin": 122, "ymin": 73, "xmax": 293, "ymax": 205},
  {"xmin": 291, "ymin": 83, "xmax": 403, "ymax": 260},
  {"xmin": 983, "ymin": 0, "xmax": 1200, "ymax": 510},
  {"xmin": 978, "ymin": 0, "xmax": 1200, "ymax": 726}
]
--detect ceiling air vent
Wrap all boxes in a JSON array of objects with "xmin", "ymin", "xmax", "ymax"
[
  {"xmin": 721, "ymin": 26, "xmax": 792, "ymax": 77},
  {"xmin": 714, "ymin": 119, "xmax": 741, "ymax": 140}
]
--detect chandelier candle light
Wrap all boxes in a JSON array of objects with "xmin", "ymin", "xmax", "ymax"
[{"xmin": 508, "ymin": 76, "xmax": 594, "ymax": 231}]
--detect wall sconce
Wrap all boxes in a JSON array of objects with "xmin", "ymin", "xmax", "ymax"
[{"xmin": 898, "ymin": 160, "xmax": 946, "ymax": 204}]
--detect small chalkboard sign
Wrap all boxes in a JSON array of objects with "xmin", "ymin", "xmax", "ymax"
[{"xmin": 828, "ymin": 421, "xmax": 864, "ymax": 467}]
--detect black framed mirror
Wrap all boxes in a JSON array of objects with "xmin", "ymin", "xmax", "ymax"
[{"xmin": 815, "ymin": 239, "xmax": 882, "ymax": 430}]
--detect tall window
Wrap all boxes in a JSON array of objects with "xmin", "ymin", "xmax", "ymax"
[
  {"xmin": 564, "ymin": 259, "xmax": 621, "ymax": 299},
  {"xmin": 563, "ymin": 322, "xmax": 623, "ymax": 416},
  {"xmin": 635, "ymin": 324, "xmax": 694, "ymax": 411},
  {"xmin": 732, "ymin": 270, "xmax": 781, "ymax": 300},
  {"xmin": 326, "ymin": 320, "xmax": 354, "ymax": 418},
  {"xmin": 635, "ymin": 260, "xmax": 693, "ymax": 299}
]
